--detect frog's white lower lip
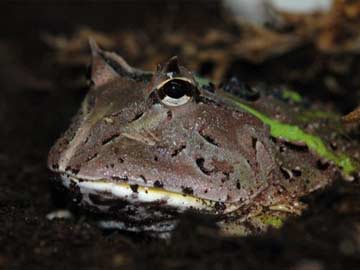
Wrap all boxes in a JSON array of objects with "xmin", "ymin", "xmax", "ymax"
[{"xmin": 60, "ymin": 175, "xmax": 239, "ymax": 214}]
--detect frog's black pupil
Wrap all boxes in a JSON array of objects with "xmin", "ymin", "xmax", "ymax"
[{"xmin": 161, "ymin": 80, "xmax": 192, "ymax": 99}]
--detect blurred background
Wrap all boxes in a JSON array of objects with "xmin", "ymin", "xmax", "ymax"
[{"xmin": 1, "ymin": 1, "xmax": 360, "ymax": 269}]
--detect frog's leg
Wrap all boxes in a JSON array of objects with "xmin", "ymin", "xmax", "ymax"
[
  {"xmin": 217, "ymin": 204, "xmax": 305, "ymax": 237},
  {"xmin": 217, "ymin": 185, "xmax": 307, "ymax": 236},
  {"xmin": 217, "ymin": 209, "xmax": 290, "ymax": 236}
]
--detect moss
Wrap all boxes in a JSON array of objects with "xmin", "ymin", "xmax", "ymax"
[
  {"xmin": 260, "ymin": 215, "xmax": 284, "ymax": 228},
  {"xmin": 282, "ymin": 89, "xmax": 302, "ymax": 103},
  {"xmin": 224, "ymin": 93, "xmax": 358, "ymax": 175},
  {"xmin": 298, "ymin": 109, "xmax": 339, "ymax": 122}
]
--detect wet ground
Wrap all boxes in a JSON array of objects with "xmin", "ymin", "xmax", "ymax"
[{"xmin": 1, "ymin": 2, "xmax": 360, "ymax": 270}]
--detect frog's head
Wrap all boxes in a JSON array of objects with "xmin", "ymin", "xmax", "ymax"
[{"xmin": 48, "ymin": 41, "xmax": 277, "ymax": 221}]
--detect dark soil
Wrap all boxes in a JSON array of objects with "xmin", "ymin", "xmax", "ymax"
[{"xmin": 1, "ymin": 2, "xmax": 360, "ymax": 270}]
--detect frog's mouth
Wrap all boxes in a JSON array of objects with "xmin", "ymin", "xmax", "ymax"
[{"xmin": 60, "ymin": 174, "xmax": 240, "ymax": 215}]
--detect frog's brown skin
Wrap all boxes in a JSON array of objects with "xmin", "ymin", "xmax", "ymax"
[{"xmin": 48, "ymin": 41, "xmax": 356, "ymax": 235}]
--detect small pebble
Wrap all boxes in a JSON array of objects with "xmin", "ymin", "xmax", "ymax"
[{"xmin": 46, "ymin": 209, "xmax": 73, "ymax": 220}]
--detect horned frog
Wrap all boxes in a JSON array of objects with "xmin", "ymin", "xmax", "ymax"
[{"xmin": 48, "ymin": 40, "xmax": 359, "ymax": 235}]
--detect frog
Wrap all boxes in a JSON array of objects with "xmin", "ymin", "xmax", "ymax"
[{"xmin": 47, "ymin": 40, "xmax": 360, "ymax": 235}]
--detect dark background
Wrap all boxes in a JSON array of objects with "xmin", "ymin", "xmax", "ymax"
[{"xmin": 1, "ymin": 1, "xmax": 360, "ymax": 269}]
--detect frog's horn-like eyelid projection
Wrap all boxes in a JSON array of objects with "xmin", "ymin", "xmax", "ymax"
[
  {"xmin": 162, "ymin": 56, "xmax": 180, "ymax": 74},
  {"xmin": 88, "ymin": 37, "xmax": 153, "ymax": 86},
  {"xmin": 89, "ymin": 37, "xmax": 119, "ymax": 87}
]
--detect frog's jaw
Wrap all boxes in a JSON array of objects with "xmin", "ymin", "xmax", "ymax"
[{"xmin": 60, "ymin": 175, "xmax": 240, "ymax": 217}]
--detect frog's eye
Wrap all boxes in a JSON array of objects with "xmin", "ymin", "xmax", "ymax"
[{"xmin": 156, "ymin": 78, "xmax": 195, "ymax": 107}]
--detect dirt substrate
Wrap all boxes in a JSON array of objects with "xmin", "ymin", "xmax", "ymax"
[{"xmin": 1, "ymin": 2, "xmax": 360, "ymax": 270}]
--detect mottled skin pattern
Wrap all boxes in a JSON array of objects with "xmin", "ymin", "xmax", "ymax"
[{"xmin": 48, "ymin": 41, "xmax": 359, "ymax": 235}]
